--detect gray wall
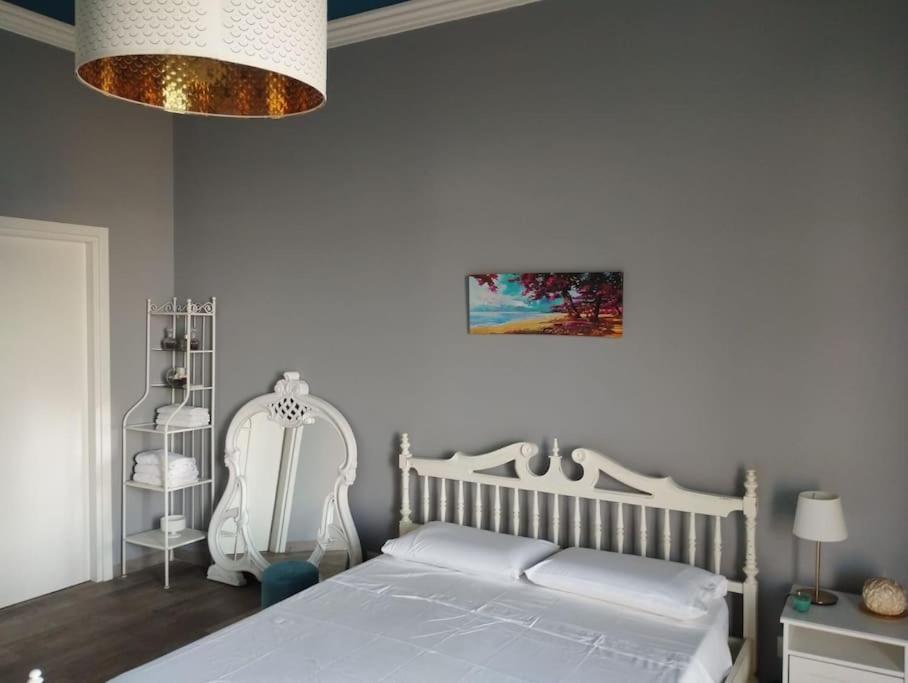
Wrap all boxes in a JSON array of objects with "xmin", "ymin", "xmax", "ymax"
[
  {"xmin": 173, "ymin": 0, "xmax": 907, "ymax": 678},
  {"xmin": 0, "ymin": 31, "xmax": 174, "ymax": 565}
]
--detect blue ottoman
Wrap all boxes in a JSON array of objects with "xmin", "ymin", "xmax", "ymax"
[{"xmin": 261, "ymin": 560, "xmax": 319, "ymax": 608}]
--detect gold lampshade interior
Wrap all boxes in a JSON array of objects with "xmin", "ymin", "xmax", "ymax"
[{"xmin": 77, "ymin": 54, "xmax": 324, "ymax": 117}]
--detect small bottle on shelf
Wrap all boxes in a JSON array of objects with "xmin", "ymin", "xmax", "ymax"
[
  {"xmin": 178, "ymin": 328, "xmax": 200, "ymax": 351},
  {"xmin": 161, "ymin": 327, "xmax": 177, "ymax": 350}
]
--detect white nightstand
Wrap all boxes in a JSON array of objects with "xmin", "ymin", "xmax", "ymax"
[{"xmin": 781, "ymin": 586, "xmax": 908, "ymax": 682}]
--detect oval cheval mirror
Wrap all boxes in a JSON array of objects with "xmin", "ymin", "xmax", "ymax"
[{"xmin": 207, "ymin": 371, "xmax": 362, "ymax": 586}]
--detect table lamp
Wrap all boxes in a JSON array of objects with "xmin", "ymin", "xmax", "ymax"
[{"xmin": 793, "ymin": 491, "xmax": 847, "ymax": 605}]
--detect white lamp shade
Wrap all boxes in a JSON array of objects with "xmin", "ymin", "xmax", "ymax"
[
  {"xmin": 793, "ymin": 491, "xmax": 848, "ymax": 542},
  {"xmin": 75, "ymin": 0, "xmax": 326, "ymax": 117}
]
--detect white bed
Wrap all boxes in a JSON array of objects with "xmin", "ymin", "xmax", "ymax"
[
  {"xmin": 105, "ymin": 435, "xmax": 758, "ymax": 683},
  {"xmin": 114, "ymin": 554, "xmax": 732, "ymax": 683}
]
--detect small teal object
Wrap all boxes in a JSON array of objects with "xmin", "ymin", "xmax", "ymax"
[
  {"xmin": 261, "ymin": 560, "xmax": 319, "ymax": 608},
  {"xmin": 792, "ymin": 593, "xmax": 811, "ymax": 613}
]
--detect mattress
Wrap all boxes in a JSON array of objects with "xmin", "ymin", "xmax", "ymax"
[{"xmin": 113, "ymin": 556, "xmax": 732, "ymax": 682}]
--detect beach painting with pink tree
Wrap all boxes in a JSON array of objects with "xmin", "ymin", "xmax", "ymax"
[{"xmin": 468, "ymin": 272, "xmax": 623, "ymax": 337}]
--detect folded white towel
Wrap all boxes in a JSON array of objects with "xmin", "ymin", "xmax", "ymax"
[
  {"xmin": 155, "ymin": 416, "xmax": 209, "ymax": 427},
  {"xmin": 132, "ymin": 472, "xmax": 199, "ymax": 487},
  {"xmin": 135, "ymin": 462, "xmax": 197, "ymax": 477},
  {"xmin": 157, "ymin": 402, "xmax": 208, "ymax": 413},
  {"xmin": 155, "ymin": 411, "xmax": 209, "ymax": 421},
  {"xmin": 135, "ymin": 455, "xmax": 193, "ymax": 467},
  {"xmin": 135, "ymin": 448, "xmax": 174, "ymax": 457},
  {"xmin": 135, "ymin": 451, "xmax": 192, "ymax": 466},
  {"xmin": 155, "ymin": 415, "xmax": 209, "ymax": 425},
  {"xmin": 156, "ymin": 404, "xmax": 209, "ymax": 418}
]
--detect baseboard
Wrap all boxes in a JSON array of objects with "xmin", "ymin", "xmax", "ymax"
[
  {"xmin": 113, "ymin": 542, "xmax": 355, "ymax": 579},
  {"xmin": 284, "ymin": 539, "xmax": 347, "ymax": 553},
  {"xmin": 115, "ymin": 546, "xmax": 209, "ymax": 577}
]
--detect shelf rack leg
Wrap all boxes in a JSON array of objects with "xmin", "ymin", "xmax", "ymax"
[
  {"xmin": 121, "ymin": 298, "xmax": 153, "ymax": 578},
  {"xmin": 163, "ymin": 483, "xmax": 170, "ymax": 589},
  {"xmin": 210, "ymin": 297, "xmax": 217, "ymax": 526}
]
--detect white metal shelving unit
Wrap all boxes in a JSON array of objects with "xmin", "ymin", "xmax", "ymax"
[{"xmin": 122, "ymin": 297, "xmax": 216, "ymax": 589}]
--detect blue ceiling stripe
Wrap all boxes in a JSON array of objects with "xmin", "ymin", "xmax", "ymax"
[
  {"xmin": 330, "ymin": 0, "xmax": 408, "ymax": 21},
  {"xmin": 6, "ymin": 0, "xmax": 409, "ymax": 27},
  {"xmin": 6, "ymin": 0, "xmax": 73, "ymax": 25}
]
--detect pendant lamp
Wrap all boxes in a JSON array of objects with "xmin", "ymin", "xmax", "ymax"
[{"xmin": 75, "ymin": 0, "xmax": 327, "ymax": 118}]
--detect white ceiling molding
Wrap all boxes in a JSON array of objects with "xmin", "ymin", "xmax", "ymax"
[
  {"xmin": 326, "ymin": 0, "xmax": 542, "ymax": 48},
  {"xmin": 0, "ymin": 0, "xmax": 542, "ymax": 54},
  {"xmin": 0, "ymin": 1, "xmax": 75, "ymax": 51}
]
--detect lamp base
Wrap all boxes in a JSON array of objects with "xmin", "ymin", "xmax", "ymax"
[{"xmin": 796, "ymin": 588, "xmax": 839, "ymax": 606}]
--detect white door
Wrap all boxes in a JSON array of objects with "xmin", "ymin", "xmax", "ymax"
[{"xmin": 0, "ymin": 232, "xmax": 91, "ymax": 607}]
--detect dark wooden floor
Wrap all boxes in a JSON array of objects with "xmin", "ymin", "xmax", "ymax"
[{"xmin": 0, "ymin": 562, "xmax": 261, "ymax": 683}]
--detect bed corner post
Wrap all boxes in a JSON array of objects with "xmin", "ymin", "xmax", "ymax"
[
  {"xmin": 399, "ymin": 433, "xmax": 416, "ymax": 536},
  {"xmin": 742, "ymin": 468, "xmax": 759, "ymax": 678}
]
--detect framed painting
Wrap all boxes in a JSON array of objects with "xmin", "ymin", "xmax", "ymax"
[{"xmin": 468, "ymin": 272, "xmax": 623, "ymax": 337}]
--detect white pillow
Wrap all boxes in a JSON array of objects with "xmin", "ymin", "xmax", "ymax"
[
  {"xmin": 524, "ymin": 547, "xmax": 727, "ymax": 620},
  {"xmin": 381, "ymin": 521, "xmax": 559, "ymax": 580}
]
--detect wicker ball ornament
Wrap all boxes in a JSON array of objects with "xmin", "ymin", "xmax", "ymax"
[{"xmin": 862, "ymin": 577, "xmax": 907, "ymax": 617}]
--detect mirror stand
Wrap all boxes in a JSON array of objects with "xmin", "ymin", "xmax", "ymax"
[{"xmin": 207, "ymin": 371, "xmax": 362, "ymax": 586}]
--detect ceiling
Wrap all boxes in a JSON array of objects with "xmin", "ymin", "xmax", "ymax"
[{"xmin": 5, "ymin": 0, "xmax": 409, "ymax": 25}]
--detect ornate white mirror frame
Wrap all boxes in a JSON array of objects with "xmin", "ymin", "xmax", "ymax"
[{"xmin": 207, "ymin": 371, "xmax": 362, "ymax": 586}]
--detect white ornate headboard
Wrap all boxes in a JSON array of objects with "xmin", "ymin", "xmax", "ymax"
[{"xmin": 397, "ymin": 435, "xmax": 759, "ymax": 679}]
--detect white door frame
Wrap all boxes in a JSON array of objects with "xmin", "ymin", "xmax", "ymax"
[{"xmin": 0, "ymin": 215, "xmax": 113, "ymax": 582}]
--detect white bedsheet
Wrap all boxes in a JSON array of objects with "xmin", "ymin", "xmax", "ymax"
[{"xmin": 113, "ymin": 556, "xmax": 732, "ymax": 683}]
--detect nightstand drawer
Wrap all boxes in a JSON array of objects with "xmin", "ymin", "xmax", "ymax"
[{"xmin": 789, "ymin": 655, "xmax": 901, "ymax": 683}]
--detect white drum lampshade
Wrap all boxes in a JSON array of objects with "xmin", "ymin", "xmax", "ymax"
[
  {"xmin": 75, "ymin": 0, "xmax": 327, "ymax": 118},
  {"xmin": 793, "ymin": 491, "xmax": 848, "ymax": 543}
]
